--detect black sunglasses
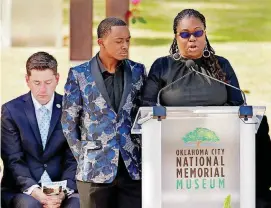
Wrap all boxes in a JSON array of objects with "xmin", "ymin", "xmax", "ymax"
[{"xmin": 179, "ymin": 30, "xmax": 204, "ymax": 39}]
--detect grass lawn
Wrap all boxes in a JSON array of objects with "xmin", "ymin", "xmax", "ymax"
[
  {"xmin": 64, "ymin": 0, "xmax": 271, "ymax": 45},
  {"xmin": 131, "ymin": 0, "xmax": 271, "ymax": 42}
]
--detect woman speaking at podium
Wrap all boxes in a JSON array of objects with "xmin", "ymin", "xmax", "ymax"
[
  {"xmin": 141, "ymin": 9, "xmax": 271, "ymax": 208},
  {"xmin": 142, "ymin": 9, "xmax": 244, "ymax": 107}
]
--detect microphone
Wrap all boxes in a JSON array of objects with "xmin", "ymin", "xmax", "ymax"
[
  {"xmin": 185, "ymin": 60, "xmax": 247, "ymax": 106},
  {"xmin": 156, "ymin": 69, "xmax": 194, "ymax": 106},
  {"xmin": 154, "ymin": 66, "xmax": 195, "ymax": 120}
]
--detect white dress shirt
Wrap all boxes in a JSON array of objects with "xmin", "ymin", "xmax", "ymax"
[
  {"xmin": 24, "ymin": 94, "xmax": 74, "ymax": 196},
  {"xmin": 23, "ymin": 94, "xmax": 54, "ymax": 195}
]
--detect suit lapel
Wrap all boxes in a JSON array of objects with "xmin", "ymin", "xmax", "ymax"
[
  {"xmin": 89, "ymin": 56, "xmax": 113, "ymax": 109},
  {"xmin": 118, "ymin": 60, "xmax": 132, "ymax": 113},
  {"xmin": 23, "ymin": 92, "xmax": 43, "ymax": 152},
  {"xmin": 46, "ymin": 93, "xmax": 62, "ymax": 144}
]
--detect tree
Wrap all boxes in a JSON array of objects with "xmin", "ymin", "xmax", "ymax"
[{"xmin": 182, "ymin": 128, "xmax": 219, "ymax": 148}]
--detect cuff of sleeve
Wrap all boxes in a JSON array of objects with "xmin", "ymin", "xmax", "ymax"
[
  {"xmin": 23, "ymin": 184, "xmax": 40, "ymax": 195},
  {"xmin": 65, "ymin": 187, "xmax": 74, "ymax": 196}
]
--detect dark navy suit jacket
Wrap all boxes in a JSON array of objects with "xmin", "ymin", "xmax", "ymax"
[{"xmin": 1, "ymin": 92, "xmax": 77, "ymax": 206}]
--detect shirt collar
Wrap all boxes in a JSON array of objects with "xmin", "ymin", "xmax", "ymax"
[
  {"xmin": 97, "ymin": 54, "xmax": 107, "ymax": 73},
  {"xmin": 96, "ymin": 53, "xmax": 124, "ymax": 74},
  {"xmin": 31, "ymin": 93, "xmax": 55, "ymax": 113}
]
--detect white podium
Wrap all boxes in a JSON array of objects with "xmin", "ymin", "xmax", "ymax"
[{"xmin": 132, "ymin": 106, "xmax": 265, "ymax": 208}]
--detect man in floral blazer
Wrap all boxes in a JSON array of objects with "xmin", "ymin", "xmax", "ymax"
[{"xmin": 61, "ymin": 17, "xmax": 146, "ymax": 208}]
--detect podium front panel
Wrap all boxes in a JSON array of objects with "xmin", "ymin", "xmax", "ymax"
[
  {"xmin": 137, "ymin": 106, "xmax": 265, "ymax": 208},
  {"xmin": 160, "ymin": 115, "xmax": 240, "ymax": 207}
]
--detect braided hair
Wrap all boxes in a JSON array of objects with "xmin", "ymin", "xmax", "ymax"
[{"xmin": 169, "ymin": 9, "xmax": 226, "ymax": 81}]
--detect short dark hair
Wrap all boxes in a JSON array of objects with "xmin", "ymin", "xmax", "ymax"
[
  {"xmin": 97, "ymin": 17, "xmax": 127, "ymax": 38},
  {"xmin": 26, "ymin": 51, "xmax": 58, "ymax": 76}
]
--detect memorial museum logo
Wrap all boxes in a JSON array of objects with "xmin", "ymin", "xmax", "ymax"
[
  {"xmin": 182, "ymin": 127, "xmax": 220, "ymax": 148},
  {"xmin": 176, "ymin": 128, "xmax": 225, "ymax": 190}
]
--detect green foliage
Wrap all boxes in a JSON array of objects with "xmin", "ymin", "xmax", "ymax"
[
  {"xmin": 182, "ymin": 128, "xmax": 219, "ymax": 144},
  {"xmin": 183, "ymin": 131, "xmax": 198, "ymax": 143},
  {"xmin": 132, "ymin": 17, "xmax": 137, "ymax": 24},
  {"xmin": 223, "ymin": 194, "xmax": 232, "ymax": 208},
  {"xmin": 137, "ymin": 17, "xmax": 147, "ymax": 24}
]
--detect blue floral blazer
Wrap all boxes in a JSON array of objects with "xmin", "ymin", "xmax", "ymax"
[{"xmin": 61, "ymin": 56, "xmax": 146, "ymax": 183}]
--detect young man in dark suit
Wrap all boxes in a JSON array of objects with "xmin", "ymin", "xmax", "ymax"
[{"xmin": 1, "ymin": 52, "xmax": 80, "ymax": 208}]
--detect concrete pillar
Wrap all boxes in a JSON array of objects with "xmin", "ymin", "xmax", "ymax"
[
  {"xmin": 1, "ymin": 0, "xmax": 12, "ymax": 48},
  {"xmin": 70, "ymin": 0, "xmax": 93, "ymax": 61},
  {"xmin": 106, "ymin": 0, "xmax": 130, "ymax": 23}
]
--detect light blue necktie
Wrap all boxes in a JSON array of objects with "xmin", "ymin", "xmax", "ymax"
[{"xmin": 37, "ymin": 106, "xmax": 52, "ymax": 183}]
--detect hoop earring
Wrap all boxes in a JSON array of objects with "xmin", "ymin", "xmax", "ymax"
[
  {"xmin": 203, "ymin": 45, "xmax": 210, "ymax": 58},
  {"xmin": 172, "ymin": 48, "xmax": 181, "ymax": 61}
]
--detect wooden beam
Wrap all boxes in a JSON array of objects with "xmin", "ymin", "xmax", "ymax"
[
  {"xmin": 106, "ymin": 0, "xmax": 130, "ymax": 23},
  {"xmin": 70, "ymin": 0, "xmax": 93, "ymax": 61}
]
